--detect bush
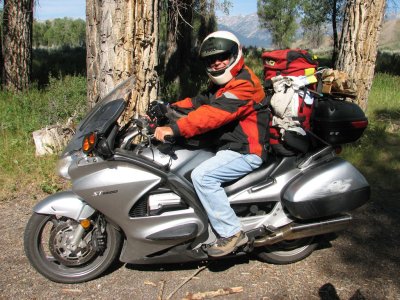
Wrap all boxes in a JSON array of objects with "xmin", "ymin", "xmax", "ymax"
[
  {"xmin": 375, "ymin": 51, "xmax": 400, "ymax": 76},
  {"xmin": 32, "ymin": 46, "xmax": 86, "ymax": 87},
  {"xmin": 0, "ymin": 75, "xmax": 87, "ymax": 199}
]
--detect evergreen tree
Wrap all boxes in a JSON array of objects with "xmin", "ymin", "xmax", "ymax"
[{"xmin": 257, "ymin": 0, "xmax": 299, "ymax": 48}]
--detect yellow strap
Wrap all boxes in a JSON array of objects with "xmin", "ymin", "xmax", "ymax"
[{"xmin": 305, "ymin": 68, "xmax": 317, "ymax": 84}]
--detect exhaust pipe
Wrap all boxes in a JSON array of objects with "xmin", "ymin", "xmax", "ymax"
[{"xmin": 253, "ymin": 214, "xmax": 352, "ymax": 247}]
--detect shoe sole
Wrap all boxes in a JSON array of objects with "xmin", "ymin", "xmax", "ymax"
[
  {"xmin": 236, "ymin": 235, "xmax": 248, "ymax": 247},
  {"xmin": 207, "ymin": 235, "xmax": 249, "ymax": 257}
]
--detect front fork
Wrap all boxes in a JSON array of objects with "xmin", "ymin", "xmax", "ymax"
[
  {"xmin": 33, "ymin": 190, "xmax": 97, "ymax": 250},
  {"xmin": 69, "ymin": 225, "xmax": 86, "ymax": 251}
]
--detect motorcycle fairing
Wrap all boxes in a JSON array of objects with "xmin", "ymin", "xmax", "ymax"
[{"xmin": 33, "ymin": 190, "xmax": 95, "ymax": 221}]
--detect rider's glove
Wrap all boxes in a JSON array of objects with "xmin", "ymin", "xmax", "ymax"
[{"xmin": 147, "ymin": 100, "xmax": 170, "ymax": 127}]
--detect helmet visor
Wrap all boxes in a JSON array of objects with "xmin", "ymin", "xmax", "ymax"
[{"xmin": 203, "ymin": 52, "xmax": 232, "ymax": 68}]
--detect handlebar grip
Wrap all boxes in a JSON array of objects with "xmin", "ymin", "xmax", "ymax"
[{"xmin": 164, "ymin": 135, "xmax": 175, "ymax": 144}]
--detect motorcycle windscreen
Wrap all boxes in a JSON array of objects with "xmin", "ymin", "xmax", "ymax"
[
  {"xmin": 62, "ymin": 77, "xmax": 135, "ymax": 155},
  {"xmin": 282, "ymin": 158, "xmax": 370, "ymax": 219}
]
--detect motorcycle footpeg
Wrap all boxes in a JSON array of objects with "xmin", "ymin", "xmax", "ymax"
[
  {"xmin": 201, "ymin": 243, "xmax": 212, "ymax": 252},
  {"xmin": 241, "ymin": 237, "xmax": 254, "ymax": 253}
]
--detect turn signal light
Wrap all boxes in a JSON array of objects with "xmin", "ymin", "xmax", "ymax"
[
  {"xmin": 80, "ymin": 219, "xmax": 91, "ymax": 229},
  {"xmin": 82, "ymin": 132, "xmax": 97, "ymax": 153}
]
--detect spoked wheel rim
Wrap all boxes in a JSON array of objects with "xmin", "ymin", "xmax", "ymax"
[
  {"xmin": 36, "ymin": 215, "xmax": 109, "ymax": 277},
  {"xmin": 25, "ymin": 213, "xmax": 121, "ymax": 283},
  {"xmin": 49, "ymin": 219, "xmax": 98, "ymax": 266}
]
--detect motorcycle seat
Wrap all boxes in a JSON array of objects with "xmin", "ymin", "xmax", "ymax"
[{"xmin": 223, "ymin": 156, "xmax": 279, "ymax": 196}]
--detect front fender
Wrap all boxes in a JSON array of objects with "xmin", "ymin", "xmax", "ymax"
[{"xmin": 33, "ymin": 190, "xmax": 95, "ymax": 221}]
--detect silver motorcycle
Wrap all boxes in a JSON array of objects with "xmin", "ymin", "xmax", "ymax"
[{"xmin": 24, "ymin": 77, "xmax": 370, "ymax": 283}]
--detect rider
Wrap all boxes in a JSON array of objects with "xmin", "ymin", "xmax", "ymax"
[{"xmin": 154, "ymin": 31, "xmax": 268, "ymax": 257}]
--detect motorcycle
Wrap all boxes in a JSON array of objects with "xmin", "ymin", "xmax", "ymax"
[{"xmin": 24, "ymin": 76, "xmax": 370, "ymax": 283}]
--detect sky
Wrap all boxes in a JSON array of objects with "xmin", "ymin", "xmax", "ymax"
[
  {"xmin": 216, "ymin": 1, "xmax": 257, "ymax": 17},
  {"xmin": 35, "ymin": 0, "xmax": 86, "ymax": 20},
  {"xmin": 34, "ymin": 0, "xmax": 257, "ymax": 20}
]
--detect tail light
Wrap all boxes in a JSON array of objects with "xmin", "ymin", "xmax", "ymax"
[
  {"xmin": 82, "ymin": 132, "xmax": 97, "ymax": 154},
  {"xmin": 334, "ymin": 145, "xmax": 342, "ymax": 154},
  {"xmin": 351, "ymin": 120, "xmax": 368, "ymax": 128}
]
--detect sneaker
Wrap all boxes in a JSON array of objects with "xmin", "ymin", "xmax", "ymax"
[{"xmin": 207, "ymin": 231, "xmax": 248, "ymax": 257}]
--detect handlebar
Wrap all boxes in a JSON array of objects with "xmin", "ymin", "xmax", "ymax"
[{"xmin": 163, "ymin": 135, "xmax": 175, "ymax": 144}]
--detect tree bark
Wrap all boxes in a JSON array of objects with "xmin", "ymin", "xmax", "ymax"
[
  {"xmin": 335, "ymin": 0, "xmax": 386, "ymax": 111},
  {"xmin": 86, "ymin": 0, "xmax": 159, "ymax": 122},
  {"xmin": 196, "ymin": 0, "xmax": 216, "ymax": 47},
  {"xmin": 331, "ymin": 0, "xmax": 339, "ymax": 65},
  {"xmin": 163, "ymin": 0, "xmax": 193, "ymax": 97},
  {"xmin": 32, "ymin": 123, "xmax": 75, "ymax": 156},
  {"xmin": 2, "ymin": 0, "xmax": 33, "ymax": 91}
]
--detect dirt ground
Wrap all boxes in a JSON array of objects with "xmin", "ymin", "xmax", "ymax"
[{"xmin": 0, "ymin": 187, "xmax": 399, "ymax": 300}]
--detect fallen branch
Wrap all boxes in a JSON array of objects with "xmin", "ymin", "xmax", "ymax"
[
  {"xmin": 184, "ymin": 286, "xmax": 244, "ymax": 299},
  {"xmin": 166, "ymin": 266, "xmax": 207, "ymax": 300},
  {"xmin": 61, "ymin": 288, "xmax": 82, "ymax": 293},
  {"xmin": 158, "ymin": 280, "xmax": 165, "ymax": 300}
]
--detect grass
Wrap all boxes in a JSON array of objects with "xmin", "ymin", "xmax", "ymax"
[
  {"xmin": 0, "ymin": 75, "xmax": 87, "ymax": 200},
  {"xmin": 341, "ymin": 73, "xmax": 400, "ymax": 190}
]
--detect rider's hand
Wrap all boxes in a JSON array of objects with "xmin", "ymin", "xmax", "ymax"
[{"xmin": 154, "ymin": 126, "xmax": 173, "ymax": 142}]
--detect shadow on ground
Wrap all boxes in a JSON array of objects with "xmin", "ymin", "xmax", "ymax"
[{"xmin": 324, "ymin": 113, "xmax": 400, "ymax": 286}]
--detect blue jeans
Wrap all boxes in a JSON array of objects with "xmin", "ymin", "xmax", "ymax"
[{"xmin": 191, "ymin": 150, "xmax": 263, "ymax": 238}]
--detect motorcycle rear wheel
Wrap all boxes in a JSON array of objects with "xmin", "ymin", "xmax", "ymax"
[
  {"xmin": 24, "ymin": 212, "xmax": 122, "ymax": 283},
  {"xmin": 256, "ymin": 237, "xmax": 318, "ymax": 264}
]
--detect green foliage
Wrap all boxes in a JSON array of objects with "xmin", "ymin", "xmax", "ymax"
[
  {"xmin": 0, "ymin": 75, "xmax": 86, "ymax": 137},
  {"xmin": 159, "ymin": 62, "xmax": 209, "ymax": 101},
  {"xmin": 341, "ymin": 73, "xmax": 400, "ymax": 190},
  {"xmin": 243, "ymin": 47, "xmax": 264, "ymax": 80},
  {"xmin": 257, "ymin": 0, "xmax": 299, "ymax": 48},
  {"xmin": 299, "ymin": 0, "xmax": 334, "ymax": 48},
  {"xmin": 32, "ymin": 46, "xmax": 86, "ymax": 87},
  {"xmin": 158, "ymin": 1, "xmax": 218, "ymax": 100},
  {"xmin": 375, "ymin": 51, "xmax": 400, "ymax": 76},
  {"xmin": 33, "ymin": 18, "xmax": 86, "ymax": 48},
  {"xmin": 0, "ymin": 76, "xmax": 87, "ymax": 199},
  {"xmin": 367, "ymin": 73, "xmax": 400, "ymax": 118}
]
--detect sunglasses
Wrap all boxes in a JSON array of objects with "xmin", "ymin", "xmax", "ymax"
[{"xmin": 204, "ymin": 52, "xmax": 231, "ymax": 66}]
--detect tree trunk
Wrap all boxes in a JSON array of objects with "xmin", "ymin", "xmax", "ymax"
[
  {"xmin": 86, "ymin": 0, "xmax": 159, "ymax": 122},
  {"xmin": 2, "ymin": 0, "xmax": 33, "ymax": 92},
  {"xmin": 32, "ymin": 122, "xmax": 75, "ymax": 156},
  {"xmin": 331, "ymin": 0, "xmax": 338, "ymax": 65},
  {"xmin": 163, "ymin": 0, "xmax": 193, "ymax": 97},
  {"xmin": 196, "ymin": 0, "xmax": 216, "ymax": 47},
  {"xmin": 335, "ymin": 0, "xmax": 386, "ymax": 111}
]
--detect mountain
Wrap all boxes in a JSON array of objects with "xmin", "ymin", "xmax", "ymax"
[
  {"xmin": 217, "ymin": 13, "xmax": 400, "ymax": 51},
  {"xmin": 379, "ymin": 18, "xmax": 400, "ymax": 50},
  {"xmin": 217, "ymin": 13, "xmax": 271, "ymax": 48}
]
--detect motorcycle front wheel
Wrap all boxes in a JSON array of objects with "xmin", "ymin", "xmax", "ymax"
[
  {"xmin": 256, "ymin": 236, "xmax": 318, "ymax": 264},
  {"xmin": 24, "ymin": 212, "xmax": 122, "ymax": 283}
]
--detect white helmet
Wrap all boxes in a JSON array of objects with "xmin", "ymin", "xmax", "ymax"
[{"xmin": 199, "ymin": 31, "xmax": 244, "ymax": 85}]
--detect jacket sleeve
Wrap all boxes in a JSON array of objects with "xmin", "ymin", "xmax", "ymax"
[
  {"xmin": 171, "ymin": 80, "xmax": 256, "ymax": 138},
  {"xmin": 172, "ymin": 93, "xmax": 211, "ymax": 110},
  {"xmin": 171, "ymin": 97, "xmax": 194, "ymax": 109}
]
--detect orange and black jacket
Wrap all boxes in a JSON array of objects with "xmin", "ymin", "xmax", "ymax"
[{"xmin": 170, "ymin": 65, "xmax": 269, "ymax": 161}]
